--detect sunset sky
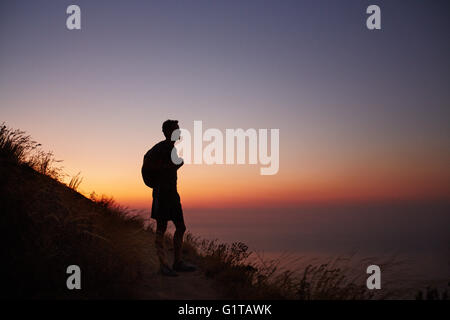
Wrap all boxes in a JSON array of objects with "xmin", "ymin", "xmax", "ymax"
[{"xmin": 1, "ymin": 0, "xmax": 449, "ymax": 210}]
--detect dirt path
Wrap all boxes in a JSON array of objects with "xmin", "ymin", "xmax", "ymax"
[
  {"xmin": 134, "ymin": 233, "xmax": 224, "ymax": 299},
  {"xmin": 138, "ymin": 267, "xmax": 224, "ymax": 300}
]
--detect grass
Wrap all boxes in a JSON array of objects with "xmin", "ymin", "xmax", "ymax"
[
  {"xmin": 415, "ymin": 284, "xmax": 449, "ymax": 300},
  {"xmin": 68, "ymin": 172, "xmax": 83, "ymax": 192},
  {"xmin": 0, "ymin": 123, "xmax": 152, "ymax": 298},
  {"xmin": 1, "ymin": 166, "xmax": 148, "ymax": 298},
  {"xmin": 181, "ymin": 236, "xmax": 390, "ymax": 299},
  {"xmin": 0, "ymin": 123, "xmax": 63, "ymax": 180}
]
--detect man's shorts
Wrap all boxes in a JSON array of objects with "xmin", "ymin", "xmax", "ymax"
[{"xmin": 151, "ymin": 187, "xmax": 184, "ymax": 222}]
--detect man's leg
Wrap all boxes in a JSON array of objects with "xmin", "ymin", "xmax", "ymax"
[
  {"xmin": 172, "ymin": 219, "xmax": 196, "ymax": 272},
  {"xmin": 155, "ymin": 219, "xmax": 168, "ymax": 267},
  {"xmin": 172, "ymin": 219, "xmax": 186, "ymax": 264}
]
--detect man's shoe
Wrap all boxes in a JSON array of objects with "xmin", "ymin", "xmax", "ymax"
[
  {"xmin": 173, "ymin": 260, "xmax": 197, "ymax": 272},
  {"xmin": 160, "ymin": 264, "xmax": 178, "ymax": 277}
]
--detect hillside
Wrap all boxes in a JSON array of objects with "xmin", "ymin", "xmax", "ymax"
[{"xmin": 0, "ymin": 156, "xmax": 225, "ymax": 298}]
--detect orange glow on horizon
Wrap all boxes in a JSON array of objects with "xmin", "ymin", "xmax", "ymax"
[{"xmin": 74, "ymin": 161, "xmax": 450, "ymax": 210}]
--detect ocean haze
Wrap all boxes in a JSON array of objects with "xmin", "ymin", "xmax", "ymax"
[{"xmin": 176, "ymin": 202, "xmax": 450, "ymax": 283}]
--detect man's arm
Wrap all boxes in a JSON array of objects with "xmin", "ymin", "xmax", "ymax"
[
  {"xmin": 160, "ymin": 157, "xmax": 184, "ymax": 169},
  {"xmin": 167, "ymin": 146, "xmax": 184, "ymax": 169}
]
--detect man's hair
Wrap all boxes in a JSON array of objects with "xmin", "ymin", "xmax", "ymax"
[{"xmin": 162, "ymin": 119, "xmax": 179, "ymax": 139}]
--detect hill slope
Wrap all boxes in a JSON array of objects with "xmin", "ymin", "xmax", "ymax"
[{"xmin": 0, "ymin": 158, "xmax": 222, "ymax": 299}]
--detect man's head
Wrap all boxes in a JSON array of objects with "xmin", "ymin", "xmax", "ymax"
[{"xmin": 162, "ymin": 119, "xmax": 180, "ymax": 140}]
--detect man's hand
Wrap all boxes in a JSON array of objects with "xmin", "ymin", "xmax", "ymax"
[{"xmin": 176, "ymin": 158, "xmax": 184, "ymax": 169}]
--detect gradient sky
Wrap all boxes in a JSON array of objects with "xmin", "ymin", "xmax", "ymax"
[{"xmin": 1, "ymin": 0, "xmax": 449, "ymax": 209}]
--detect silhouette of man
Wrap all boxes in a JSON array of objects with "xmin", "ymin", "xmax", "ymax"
[{"xmin": 144, "ymin": 120, "xmax": 196, "ymax": 276}]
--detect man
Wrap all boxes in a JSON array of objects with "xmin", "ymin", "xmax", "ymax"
[{"xmin": 143, "ymin": 120, "xmax": 196, "ymax": 276}]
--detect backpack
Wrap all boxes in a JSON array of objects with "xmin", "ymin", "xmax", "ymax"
[{"xmin": 141, "ymin": 148, "xmax": 159, "ymax": 188}]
